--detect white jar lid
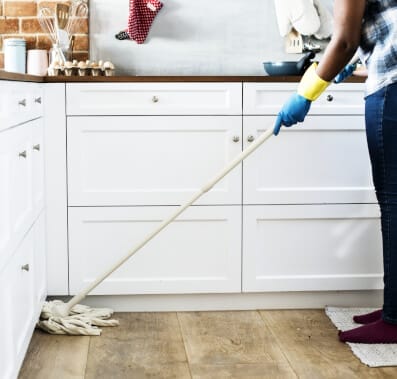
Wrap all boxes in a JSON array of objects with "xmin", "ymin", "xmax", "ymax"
[{"xmin": 4, "ymin": 38, "xmax": 26, "ymax": 46}]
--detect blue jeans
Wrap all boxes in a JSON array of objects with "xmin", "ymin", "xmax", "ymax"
[{"xmin": 366, "ymin": 81, "xmax": 397, "ymax": 324}]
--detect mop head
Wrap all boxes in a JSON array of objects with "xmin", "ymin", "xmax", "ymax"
[{"xmin": 37, "ymin": 300, "xmax": 119, "ymax": 336}]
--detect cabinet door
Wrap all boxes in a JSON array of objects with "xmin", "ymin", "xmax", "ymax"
[
  {"xmin": 242, "ymin": 204, "xmax": 383, "ymax": 292},
  {"xmin": 68, "ymin": 206, "xmax": 241, "ymax": 294},
  {"xmin": 0, "ymin": 228, "xmax": 36, "ymax": 379},
  {"xmin": 0, "ymin": 128, "xmax": 12, "ymax": 271},
  {"xmin": 0, "ymin": 266, "xmax": 14, "ymax": 379},
  {"xmin": 10, "ymin": 123, "xmax": 34, "ymax": 243},
  {"xmin": 67, "ymin": 116, "xmax": 242, "ymax": 206},
  {"xmin": 243, "ymin": 116, "xmax": 376, "ymax": 204}
]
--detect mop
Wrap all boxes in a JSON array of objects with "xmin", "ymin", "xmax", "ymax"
[{"xmin": 38, "ymin": 127, "xmax": 275, "ymax": 335}]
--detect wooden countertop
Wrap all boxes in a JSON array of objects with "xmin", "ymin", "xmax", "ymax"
[{"xmin": 0, "ymin": 70, "xmax": 366, "ymax": 83}]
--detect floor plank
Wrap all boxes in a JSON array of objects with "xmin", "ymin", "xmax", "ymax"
[
  {"xmin": 189, "ymin": 362, "xmax": 296, "ymax": 379},
  {"xmin": 177, "ymin": 310, "xmax": 296, "ymax": 378},
  {"xmin": 84, "ymin": 312, "xmax": 191, "ymax": 379},
  {"xmin": 260, "ymin": 310, "xmax": 397, "ymax": 379},
  {"xmin": 18, "ymin": 330, "xmax": 90, "ymax": 379}
]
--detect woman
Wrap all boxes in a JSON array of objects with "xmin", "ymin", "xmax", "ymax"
[{"xmin": 275, "ymin": 0, "xmax": 397, "ymax": 343}]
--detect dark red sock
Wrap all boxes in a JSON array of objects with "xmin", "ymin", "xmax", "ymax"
[
  {"xmin": 339, "ymin": 319, "xmax": 397, "ymax": 343},
  {"xmin": 353, "ymin": 309, "xmax": 382, "ymax": 324}
]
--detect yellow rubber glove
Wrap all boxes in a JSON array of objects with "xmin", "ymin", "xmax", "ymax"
[
  {"xmin": 297, "ymin": 62, "xmax": 330, "ymax": 101},
  {"xmin": 274, "ymin": 63, "xmax": 330, "ymax": 135}
]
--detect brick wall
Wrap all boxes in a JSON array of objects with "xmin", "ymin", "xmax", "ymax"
[{"xmin": 0, "ymin": 0, "xmax": 89, "ymax": 69}]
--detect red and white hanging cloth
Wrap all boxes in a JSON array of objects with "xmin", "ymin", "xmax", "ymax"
[{"xmin": 119, "ymin": 0, "xmax": 163, "ymax": 44}]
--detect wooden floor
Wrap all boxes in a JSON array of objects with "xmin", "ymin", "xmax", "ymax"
[{"xmin": 19, "ymin": 310, "xmax": 397, "ymax": 379}]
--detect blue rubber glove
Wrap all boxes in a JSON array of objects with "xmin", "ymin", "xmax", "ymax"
[
  {"xmin": 334, "ymin": 63, "xmax": 357, "ymax": 84},
  {"xmin": 273, "ymin": 93, "xmax": 312, "ymax": 136}
]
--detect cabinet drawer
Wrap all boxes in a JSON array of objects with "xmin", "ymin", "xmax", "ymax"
[
  {"xmin": 0, "ymin": 82, "xmax": 43, "ymax": 131},
  {"xmin": 68, "ymin": 206, "xmax": 241, "ymax": 295},
  {"xmin": 67, "ymin": 116, "xmax": 242, "ymax": 206},
  {"xmin": 243, "ymin": 115, "xmax": 376, "ymax": 204},
  {"xmin": 66, "ymin": 83, "xmax": 242, "ymax": 115},
  {"xmin": 243, "ymin": 204, "xmax": 383, "ymax": 292},
  {"xmin": 243, "ymin": 83, "xmax": 365, "ymax": 115}
]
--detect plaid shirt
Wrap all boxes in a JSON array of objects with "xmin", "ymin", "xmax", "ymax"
[{"xmin": 359, "ymin": 0, "xmax": 397, "ymax": 95}]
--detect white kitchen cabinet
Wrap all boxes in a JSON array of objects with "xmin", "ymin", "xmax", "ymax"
[
  {"xmin": 241, "ymin": 82, "xmax": 381, "ymax": 294},
  {"xmin": 43, "ymin": 80, "xmax": 381, "ymax": 307},
  {"xmin": 67, "ymin": 115, "xmax": 242, "ymax": 206},
  {"xmin": 63, "ymin": 82, "xmax": 244, "ymax": 297},
  {"xmin": 242, "ymin": 115, "xmax": 375, "ymax": 204},
  {"xmin": 68, "ymin": 206, "xmax": 241, "ymax": 294},
  {"xmin": 0, "ymin": 80, "xmax": 46, "ymax": 379},
  {"xmin": 242, "ymin": 204, "xmax": 383, "ymax": 292}
]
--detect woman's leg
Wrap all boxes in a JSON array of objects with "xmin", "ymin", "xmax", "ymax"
[{"xmin": 340, "ymin": 82, "xmax": 397, "ymax": 343}]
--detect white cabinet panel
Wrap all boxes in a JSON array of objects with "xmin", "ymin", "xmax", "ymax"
[
  {"xmin": 32, "ymin": 119, "xmax": 45, "ymax": 218},
  {"xmin": 0, "ymin": 266, "xmax": 14, "ymax": 379},
  {"xmin": 44, "ymin": 83, "xmax": 68, "ymax": 295},
  {"xmin": 243, "ymin": 83, "xmax": 365, "ymax": 115},
  {"xmin": 34, "ymin": 211, "xmax": 47, "ymax": 307},
  {"xmin": 67, "ymin": 116, "xmax": 242, "ymax": 206},
  {"xmin": 0, "ymin": 228, "xmax": 35, "ymax": 379},
  {"xmin": 10, "ymin": 123, "xmax": 34, "ymax": 247},
  {"xmin": 243, "ymin": 204, "xmax": 383, "ymax": 292},
  {"xmin": 69, "ymin": 206, "xmax": 241, "ymax": 295},
  {"xmin": 0, "ymin": 128, "xmax": 12, "ymax": 271},
  {"xmin": 67, "ymin": 83, "xmax": 242, "ymax": 115},
  {"xmin": 243, "ymin": 115, "xmax": 376, "ymax": 204}
]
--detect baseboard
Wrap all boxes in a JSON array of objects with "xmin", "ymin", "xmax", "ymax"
[{"xmin": 48, "ymin": 290, "xmax": 383, "ymax": 312}]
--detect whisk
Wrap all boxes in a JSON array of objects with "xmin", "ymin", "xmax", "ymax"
[
  {"xmin": 38, "ymin": 7, "xmax": 59, "ymax": 44},
  {"xmin": 38, "ymin": 7, "xmax": 66, "ymax": 64},
  {"xmin": 65, "ymin": 1, "xmax": 88, "ymax": 36}
]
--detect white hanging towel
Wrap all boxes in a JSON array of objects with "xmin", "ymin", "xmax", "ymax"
[{"xmin": 274, "ymin": 0, "xmax": 333, "ymax": 39}]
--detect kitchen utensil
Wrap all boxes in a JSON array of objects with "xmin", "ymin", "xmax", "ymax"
[
  {"xmin": 66, "ymin": 1, "xmax": 88, "ymax": 36},
  {"xmin": 263, "ymin": 51, "xmax": 316, "ymax": 76},
  {"xmin": 56, "ymin": 3, "xmax": 70, "ymax": 29},
  {"xmin": 56, "ymin": 3, "xmax": 71, "ymax": 49},
  {"xmin": 38, "ymin": 7, "xmax": 58, "ymax": 44},
  {"xmin": 285, "ymin": 28, "xmax": 303, "ymax": 54},
  {"xmin": 39, "ymin": 125, "xmax": 276, "ymax": 335}
]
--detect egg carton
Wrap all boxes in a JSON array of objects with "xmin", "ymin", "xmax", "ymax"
[{"xmin": 48, "ymin": 60, "xmax": 115, "ymax": 77}]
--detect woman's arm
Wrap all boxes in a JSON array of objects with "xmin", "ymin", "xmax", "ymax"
[{"xmin": 316, "ymin": 0, "xmax": 366, "ymax": 81}]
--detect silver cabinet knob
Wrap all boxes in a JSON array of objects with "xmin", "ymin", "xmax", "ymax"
[
  {"xmin": 326, "ymin": 94, "xmax": 334, "ymax": 102},
  {"xmin": 19, "ymin": 99, "xmax": 27, "ymax": 107},
  {"xmin": 33, "ymin": 144, "xmax": 41, "ymax": 151},
  {"xmin": 247, "ymin": 135, "xmax": 255, "ymax": 143},
  {"xmin": 35, "ymin": 97, "xmax": 42, "ymax": 104},
  {"xmin": 19, "ymin": 150, "xmax": 27, "ymax": 158},
  {"xmin": 152, "ymin": 96, "xmax": 159, "ymax": 103},
  {"xmin": 21, "ymin": 264, "xmax": 30, "ymax": 271},
  {"xmin": 232, "ymin": 136, "xmax": 240, "ymax": 143}
]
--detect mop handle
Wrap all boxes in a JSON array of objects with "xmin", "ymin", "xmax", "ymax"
[{"xmin": 66, "ymin": 127, "xmax": 275, "ymax": 311}]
